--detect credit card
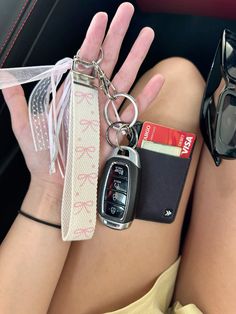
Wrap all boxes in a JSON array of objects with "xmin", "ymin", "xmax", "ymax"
[
  {"xmin": 137, "ymin": 121, "xmax": 196, "ymax": 158},
  {"xmin": 141, "ymin": 140, "xmax": 182, "ymax": 157}
]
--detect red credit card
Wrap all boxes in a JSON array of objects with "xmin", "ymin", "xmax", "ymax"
[{"xmin": 137, "ymin": 121, "xmax": 196, "ymax": 158}]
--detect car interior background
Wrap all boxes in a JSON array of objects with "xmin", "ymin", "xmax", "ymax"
[{"xmin": 1, "ymin": 0, "xmax": 236, "ymax": 242}]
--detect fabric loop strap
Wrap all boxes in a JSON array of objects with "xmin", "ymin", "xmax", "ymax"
[{"xmin": 61, "ymin": 72, "xmax": 99, "ymax": 240}]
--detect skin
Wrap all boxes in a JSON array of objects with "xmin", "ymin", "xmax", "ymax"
[
  {"xmin": 0, "ymin": 3, "xmax": 164, "ymax": 314},
  {"xmin": 174, "ymin": 147, "xmax": 236, "ymax": 314}
]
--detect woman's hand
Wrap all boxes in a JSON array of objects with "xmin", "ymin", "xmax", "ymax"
[
  {"xmin": 2, "ymin": 2, "xmax": 164, "ymax": 194},
  {"xmin": 79, "ymin": 2, "xmax": 164, "ymax": 170}
]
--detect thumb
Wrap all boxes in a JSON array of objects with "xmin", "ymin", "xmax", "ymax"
[{"xmin": 2, "ymin": 85, "xmax": 29, "ymax": 139}]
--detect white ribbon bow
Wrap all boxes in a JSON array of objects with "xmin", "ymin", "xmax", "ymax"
[{"xmin": 0, "ymin": 58, "xmax": 73, "ymax": 174}]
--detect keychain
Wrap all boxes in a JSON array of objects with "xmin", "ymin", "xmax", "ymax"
[
  {"xmin": 74, "ymin": 49, "xmax": 142, "ymax": 230},
  {"xmin": 0, "ymin": 48, "xmax": 141, "ymax": 238},
  {"xmin": 97, "ymin": 92, "xmax": 141, "ymax": 230}
]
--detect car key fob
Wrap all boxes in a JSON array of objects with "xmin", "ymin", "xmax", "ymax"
[{"xmin": 98, "ymin": 146, "xmax": 141, "ymax": 230}]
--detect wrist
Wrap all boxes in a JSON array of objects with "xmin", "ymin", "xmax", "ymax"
[
  {"xmin": 21, "ymin": 178, "xmax": 63, "ymax": 224},
  {"xmin": 30, "ymin": 176, "xmax": 64, "ymax": 200}
]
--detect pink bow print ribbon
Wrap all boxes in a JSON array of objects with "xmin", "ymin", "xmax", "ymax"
[
  {"xmin": 61, "ymin": 71, "xmax": 100, "ymax": 241},
  {"xmin": 80, "ymin": 119, "xmax": 99, "ymax": 132},
  {"xmin": 74, "ymin": 200, "xmax": 94, "ymax": 214},
  {"xmin": 75, "ymin": 91, "xmax": 94, "ymax": 105},
  {"xmin": 75, "ymin": 146, "xmax": 96, "ymax": 159}
]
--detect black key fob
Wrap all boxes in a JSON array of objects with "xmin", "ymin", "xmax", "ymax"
[{"xmin": 98, "ymin": 146, "xmax": 141, "ymax": 230}]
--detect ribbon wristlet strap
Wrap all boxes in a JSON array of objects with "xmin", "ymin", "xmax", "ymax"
[
  {"xmin": 0, "ymin": 58, "xmax": 100, "ymax": 241},
  {"xmin": 61, "ymin": 71, "xmax": 99, "ymax": 241}
]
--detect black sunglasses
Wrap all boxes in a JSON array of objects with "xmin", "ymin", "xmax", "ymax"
[{"xmin": 200, "ymin": 29, "xmax": 236, "ymax": 166}]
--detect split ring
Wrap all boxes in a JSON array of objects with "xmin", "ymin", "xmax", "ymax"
[
  {"xmin": 116, "ymin": 124, "xmax": 139, "ymax": 149},
  {"xmin": 106, "ymin": 121, "xmax": 139, "ymax": 149},
  {"xmin": 104, "ymin": 93, "xmax": 138, "ymax": 129}
]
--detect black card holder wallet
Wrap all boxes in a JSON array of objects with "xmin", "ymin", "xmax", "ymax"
[{"xmin": 135, "ymin": 147, "xmax": 191, "ymax": 223}]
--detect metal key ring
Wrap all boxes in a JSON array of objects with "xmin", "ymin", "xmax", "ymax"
[
  {"xmin": 106, "ymin": 121, "xmax": 128, "ymax": 148},
  {"xmin": 106, "ymin": 121, "xmax": 138, "ymax": 149},
  {"xmin": 74, "ymin": 47, "xmax": 103, "ymax": 69},
  {"xmin": 116, "ymin": 124, "xmax": 139, "ymax": 149},
  {"xmin": 104, "ymin": 93, "xmax": 138, "ymax": 129}
]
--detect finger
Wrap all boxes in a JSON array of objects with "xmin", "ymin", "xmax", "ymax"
[
  {"xmin": 120, "ymin": 74, "xmax": 165, "ymax": 122},
  {"xmin": 78, "ymin": 12, "xmax": 108, "ymax": 63},
  {"xmin": 101, "ymin": 2, "xmax": 135, "ymax": 78},
  {"xmin": 2, "ymin": 86, "xmax": 29, "ymax": 137},
  {"xmin": 112, "ymin": 27, "xmax": 155, "ymax": 103}
]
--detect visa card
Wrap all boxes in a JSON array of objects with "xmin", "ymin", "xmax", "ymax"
[{"xmin": 137, "ymin": 121, "xmax": 196, "ymax": 158}]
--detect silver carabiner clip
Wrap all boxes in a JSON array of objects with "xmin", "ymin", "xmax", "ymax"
[{"xmin": 73, "ymin": 47, "xmax": 103, "ymax": 71}]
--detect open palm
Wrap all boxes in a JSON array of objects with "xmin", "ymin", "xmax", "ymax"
[{"xmin": 2, "ymin": 2, "xmax": 164, "ymax": 193}]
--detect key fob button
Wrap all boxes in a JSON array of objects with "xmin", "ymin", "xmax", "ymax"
[
  {"xmin": 111, "ymin": 164, "xmax": 128, "ymax": 180},
  {"xmin": 106, "ymin": 189, "xmax": 127, "ymax": 206},
  {"xmin": 105, "ymin": 202, "xmax": 125, "ymax": 219},
  {"xmin": 107, "ymin": 177, "xmax": 128, "ymax": 194}
]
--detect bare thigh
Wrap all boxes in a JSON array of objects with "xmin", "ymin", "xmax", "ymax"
[
  {"xmin": 174, "ymin": 146, "xmax": 236, "ymax": 313},
  {"xmin": 49, "ymin": 57, "xmax": 205, "ymax": 314}
]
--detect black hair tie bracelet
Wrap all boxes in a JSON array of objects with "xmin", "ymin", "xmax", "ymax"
[{"xmin": 18, "ymin": 209, "xmax": 61, "ymax": 229}]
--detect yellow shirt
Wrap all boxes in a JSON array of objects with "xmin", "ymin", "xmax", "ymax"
[{"xmin": 106, "ymin": 258, "xmax": 203, "ymax": 314}]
